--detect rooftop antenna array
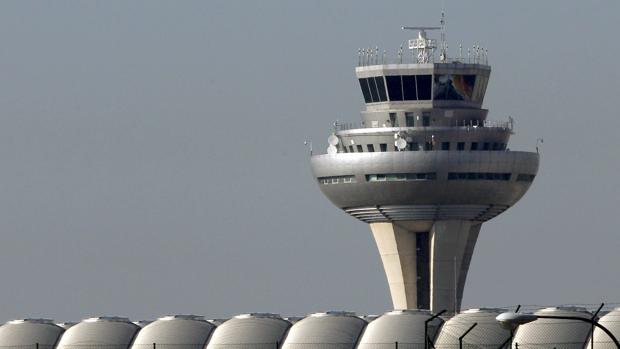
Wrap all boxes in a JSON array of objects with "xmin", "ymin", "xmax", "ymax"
[
  {"xmin": 401, "ymin": 25, "xmax": 440, "ymax": 63},
  {"xmin": 401, "ymin": 11, "xmax": 448, "ymax": 64}
]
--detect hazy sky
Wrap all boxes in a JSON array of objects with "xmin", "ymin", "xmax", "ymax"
[{"xmin": 0, "ymin": 1, "xmax": 618, "ymax": 323}]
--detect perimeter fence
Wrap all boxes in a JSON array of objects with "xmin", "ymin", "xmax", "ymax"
[{"xmin": 1, "ymin": 343, "xmax": 611, "ymax": 349}]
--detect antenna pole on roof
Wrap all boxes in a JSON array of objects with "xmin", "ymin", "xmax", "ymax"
[{"xmin": 440, "ymin": 11, "xmax": 447, "ymax": 62}]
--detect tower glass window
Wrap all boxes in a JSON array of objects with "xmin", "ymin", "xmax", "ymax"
[
  {"xmin": 356, "ymin": 145, "xmax": 363, "ymax": 152},
  {"xmin": 408, "ymin": 142, "xmax": 419, "ymax": 151},
  {"xmin": 367, "ymin": 144, "xmax": 375, "ymax": 152},
  {"xmin": 416, "ymin": 75, "xmax": 433, "ymax": 100},
  {"xmin": 441, "ymin": 142, "xmax": 450, "ymax": 150},
  {"xmin": 405, "ymin": 112, "xmax": 415, "ymax": 127},
  {"xmin": 457, "ymin": 142, "xmax": 465, "ymax": 150},
  {"xmin": 422, "ymin": 112, "xmax": 431, "ymax": 127},
  {"xmin": 367, "ymin": 77, "xmax": 380, "ymax": 102},
  {"xmin": 433, "ymin": 74, "xmax": 477, "ymax": 100},
  {"xmin": 517, "ymin": 174, "xmax": 536, "ymax": 182},
  {"xmin": 471, "ymin": 142, "xmax": 478, "ymax": 150},
  {"xmin": 358, "ymin": 78, "xmax": 372, "ymax": 103},
  {"xmin": 375, "ymin": 77, "xmax": 388, "ymax": 102},
  {"xmin": 416, "ymin": 232, "xmax": 430, "ymax": 310},
  {"xmin": 380, "ymin": 144, "xmax": 387, "ymax": 152},
  {"xmin": 386, "ymin": 75, "xmax": 403, "ymax": 101},
  {"xmin": 402, "ymin": 75, "xmax": 417, "ymax": 100}
]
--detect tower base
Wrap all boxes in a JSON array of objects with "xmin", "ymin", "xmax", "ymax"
[{"xmin": 370, "ymin": 220, "xmax": 481, "ymax": 313}]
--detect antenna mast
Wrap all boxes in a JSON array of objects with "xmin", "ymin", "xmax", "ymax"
[{"xmin": 440, "ymin": 11, "xmax": 447, "ymax": 62}]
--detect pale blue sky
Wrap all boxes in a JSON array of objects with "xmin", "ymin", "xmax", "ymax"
[{"xmin": 0, "ymin": 1, "xmax": 618, "ymax": 322}]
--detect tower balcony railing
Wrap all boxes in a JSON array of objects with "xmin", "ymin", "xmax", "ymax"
[
  {"xmin": 333, "ymin": 119, "xmax": 513, "ymax": 132},
  {"xmin": 357, "ymin": 48, "xmax": 489, "ymax": 67}
]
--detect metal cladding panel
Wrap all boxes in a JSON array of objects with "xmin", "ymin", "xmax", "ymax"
[
  {"xmin": 282, "ymin": 314, "xmax": 367, "ymax": 349},
  {"xmin": 589, "ymin": 308, "xmax": 620, "ymax": 349},
  {"xmin": 310, "ymin": 151, "xmax": 539, "ymax": 211},
  {"xmin": 512, "ymin": 307, "xmax": 593, "ymax": 349},
  {"xmin": 0, "ymin": 321, "xmax": 64, "ymax": 347},
  {"xmin": 57, "ymin": 318, "xmax": 140, "ymax": 349},
  {"xmin": 358, "ymin": 310, "xmax": 443, "ymax": 348},
  {"xmin": 206, "ymin": 316, "xmax": 290, "ymax": 347},
  {"xmin": 435, "ymin": 309, "xmax": 510, "ymax": 349},
  {"xmin": 131, "ymin": 317, "xmax": 215, "ymax": 349}
]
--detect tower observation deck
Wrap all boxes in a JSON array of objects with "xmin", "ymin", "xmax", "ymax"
[{"xmin": 309, "ymin": 15, "xmax": 539, "ymax": 314}]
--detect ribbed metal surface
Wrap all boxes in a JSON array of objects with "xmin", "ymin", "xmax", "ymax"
[
  {"xmin": 435, "ymin": 308, "xmax": 510, "ymax": 349},
  {"xmin": 282, "ymin": 312, "xmax": 367, "ymax": 349},
  {"xmin": 357, "ymin": 310, "xmax": 443, "ymax": 348},
  {"xmin": 512, "ymin": 307, "xmax": 593, "ymax": 349},
  {"xmin": 0, "ymin": 319, "xmax": 64, "ymax": 347},
  {"xmin": 345, "ymin": 205, "xmax": 509, "ymax": 223},
  {"xmin": 206, "ymin": 314, "xmax": 290, "ymax": 348},
  {"xmin": 131, "ymin": 315, "xmax": 215, "ymax": 349},
  {"xmin": 588, "ymin": 307, "xmax": 620, "ymax": 349},
  {"xmin": 57, "ymin": 317, "xmax": 140, "ymax": 349}
]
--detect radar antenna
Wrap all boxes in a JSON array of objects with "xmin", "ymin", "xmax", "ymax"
[
  {"xmin": 402, "ymin": 12, "xmax": 449, "ymax": 64},
  {"xmin": 401, "ymin": 26, "xmax": 440, "ymax": 63}
]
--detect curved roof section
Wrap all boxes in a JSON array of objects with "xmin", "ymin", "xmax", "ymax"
[
  {"xmin": 0, "ymin": 319, "xmax": 64, "ymax": 347},
  {"xmin": 435, "ymin": 308, "xmax": 510, "ymax": 349},
  {"xmin": 132, "ymin": 321, "xmax": 152, "ymax": 328},
  {"xmin": 282, "ymin": 312, "xmax": 367, "ymax": 349},
  {"xmin": 131, "ymin": 315, "xmax": 215, "ymax": 349},
  {"xmin": 57, "ymin": 317, "xmax": 140, "ymax": 349},
  {"xmin": 512, "ymin": 307, "xmax": 593, "ymax": 349},
  {"xmin": 589, "ymin": 307, "xmax": 620, "ymax": 349},
  {"xmin": 358, "ymin": 310, "xmax": 443, "ymax": 348},
  {"xmin": 206, "ymin": 313, "xmax": 290, "ymax": 348}
]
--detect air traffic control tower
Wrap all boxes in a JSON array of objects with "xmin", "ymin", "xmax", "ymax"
[{"xmin": 310, "ymin": 17, "xmax": 539, "ymax": 314}]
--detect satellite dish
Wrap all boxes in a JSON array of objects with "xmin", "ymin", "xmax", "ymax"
[
  {"xmin": 328, "ymin": 135, "xmax": 339, "ymax": 146},
  {"xmin": 327, "ymin": 145, "xmax": 338, "ymax": 155},
  {"xmin": 395, "ymin": 138, "xmax": 407, "ymax": 151}
]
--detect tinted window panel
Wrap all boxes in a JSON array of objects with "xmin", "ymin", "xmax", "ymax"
[
  {"xmin": 405, "ymin": 112, "xmax": 414, "ymax": 127},
  {"xmin": 359, "ymin": 78, "xmax": 372, "ymax": 103},
  {"xmin": 375, "ymin": 77, "xmax": 388, "ymax": 102},
  {"xmin": 433, "ymin": 74, "xmax": 477, "ymax": 100},
  {"xmin": 386, "ymin": 75, "xmax": 403, "ymax": 101},
  {"xmin": 416, "ymin": 75, "xmax": 432, "ymax": 100},
  {"xmin": 402, "ymin": 75, "xmax": 417, "ymax": 100},
  {"xmin": 367, "ymin": 77, "xmax": 379, "ymax": 102}
]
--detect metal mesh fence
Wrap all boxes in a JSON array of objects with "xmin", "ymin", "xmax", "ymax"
[{"xmin": 1, "ymin": 342, "xmax": 619, "ymax": 349}]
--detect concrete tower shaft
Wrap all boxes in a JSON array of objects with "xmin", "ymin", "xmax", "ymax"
[{"xmin": 309, "ymin": 27, "xmax": 539, "ymax": 314}]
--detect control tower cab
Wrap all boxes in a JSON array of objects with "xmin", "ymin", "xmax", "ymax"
[{"xmin": 310, "ymin": 15, "xmax": 539, "ymax": 314}]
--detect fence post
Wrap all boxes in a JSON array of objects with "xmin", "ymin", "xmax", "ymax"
[
  {"xmin": 459, "ymin": 322, "xmax": 478, "ymax": 349},
  {"xmin": 395, "ymin": 341, "xmax": 398, "ymax": 349},
  {"xmin": 36, "ymin": 343, "xmax": 39, "ymax": 349},
  {"xmin": 514, "ymin": 342, "xmax": 518, "ymax": 349},
  {"xmin": 276, "ymin": 341, "xmax": 279, "ymax": 349},
  {"xmin": 153, "ymin": 342, "xmax": 156, "ymax": 349}
]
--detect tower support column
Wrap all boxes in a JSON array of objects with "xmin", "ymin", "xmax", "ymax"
[{"xmin": 370, "ymin": 220, "xmax": 481, "ymax": 313}]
